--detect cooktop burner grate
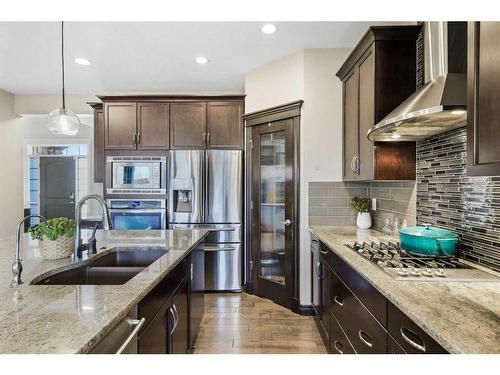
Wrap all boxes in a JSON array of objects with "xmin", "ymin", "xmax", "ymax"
[{"xmin": 342, "ymin": 241, "xmax": 489, "ymax": 280}]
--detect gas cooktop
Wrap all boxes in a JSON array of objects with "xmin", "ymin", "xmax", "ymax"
[{"xmin": 344, "ymin": 241, "xmax": 499, "ymax": 281}]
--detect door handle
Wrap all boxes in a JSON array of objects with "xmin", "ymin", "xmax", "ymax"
[
  {"xmin": 133, "ymin": 133, "xmax": 137, "ymax": 144},
  {"xmin": 350, "ymin": 156, "xmax": 356, "ymax": 174},
  {"xmin": 281, "ymin": 219, "xmax": 292, "ymax": 226},
  {"xmin": 207, "ymin": 132, "xmax": 210, "ymax": 143},
  {"xmin": 400, "ymin": 327, "xmax": 426, "ymax": 352},
  {"xmin": 358, "ymin": 329, "xmax": 373, "ymax": 348},
  {"xmin": 137, "ymin": 133, "xmax": 141, "ymax": 144},
  {"xmin": 319, "ymin": 247, "xmax": 328, "ymax": 255},
  {"xmin": 115, "ymin": 317, "xmax": 146, "ymax": 354}
]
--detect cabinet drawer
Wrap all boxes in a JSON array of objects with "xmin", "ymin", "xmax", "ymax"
[
  {"xmin": 388, "ymin": 302, "xmax": 447, "ymax": 354},
  {"xmin": 330, "ymin": 313, "xmax": 356, "ymax": 354},
  {"xmin": 330, "ymin": 271, "xmax": 387, "ymax": 354},
  {"xmin": 330, "ymin": 249, "xmax": 387, "ymax": 324}
]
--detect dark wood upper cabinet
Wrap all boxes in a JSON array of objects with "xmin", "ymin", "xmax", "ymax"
[
  {"xmin": 89, "ymin": 103, "xmax": 104, "ymax": 183},
  {"xmin": 104, "ymin": 102, "xmax": 137, "ymax": 150},
  {"xmin": 207, "ymin": 101, "xmax": 244, "ymax": 149},
  {"xmin": 137, "ymin": 103, "xmax": 170, "ymax": 150},
  {"xmin": 336, "ymin": 26, "xmax": 420, "ymax": 181},
  {"xmin": 170, "ymin": 102, "xmax": 207, "ymax": 149},
  {"xmin": 343, "ymin": 69, "xmax": 359, "ymax": 182},
  {"xmin": 467, "ymin": 22, "xmax": 500, "ymax": 176}
]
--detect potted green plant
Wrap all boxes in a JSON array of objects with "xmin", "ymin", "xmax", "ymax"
[
  {"xmin": 351, "ymin": 196, "xmax": 372, "ymax": 229},
  {"xmin": 29, "ymin": 217, "xmax": 76, "ymax": 259}
]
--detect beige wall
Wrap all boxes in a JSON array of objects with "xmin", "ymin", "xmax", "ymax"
[
  {"xmin": 244, "ymin": 49, "xmax": 350, "ymax": 305},
  {"xmin": 300, "ymin": 49, "xmax": 351, "ymax": 304},
  {"xmin": 15, "ymin": 94, "xmax": 98, "ymax": 115},
  {"xmin": 0, "ymin": 90, "xmax": 24, "ymax": 237},
  {"xmin": 244, "ymin": 51, "xmax": 304, "ymax": 114}
]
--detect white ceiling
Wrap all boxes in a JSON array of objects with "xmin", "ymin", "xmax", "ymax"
[{"xmin": 0, "ymin": 22, "xmax": 409, "ymax": 94}]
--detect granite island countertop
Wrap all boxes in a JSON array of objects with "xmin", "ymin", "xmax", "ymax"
[
  {"xmin": 310, "ymin": 226, "xmax": 500, "ymax": 354},
  {"xmin": 0, "ymin": 229, "xmax": 207, "ymax": 354}
]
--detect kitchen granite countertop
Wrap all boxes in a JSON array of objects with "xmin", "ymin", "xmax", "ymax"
[
  {"xmin": 310, "ymin": 226, "xmax": 500, "ymax": 354},
  {"xmin": 0, "ymin": 229, "xmax": 207, "ymax": 354}
]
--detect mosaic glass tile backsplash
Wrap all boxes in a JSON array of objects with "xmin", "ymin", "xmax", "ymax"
[{"xmin": 416, "ymin": 127, "xmax": 500, "ymax": 273}]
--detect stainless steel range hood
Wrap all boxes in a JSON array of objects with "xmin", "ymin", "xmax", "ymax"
[{"xmin": 368, "ymin": 22, "xmax": 467, "ymax": 141}]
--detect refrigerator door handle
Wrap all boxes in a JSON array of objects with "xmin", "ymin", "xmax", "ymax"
[{"xmin": 204, "ymin": 245, "xmax": 237, "ymax": 252}]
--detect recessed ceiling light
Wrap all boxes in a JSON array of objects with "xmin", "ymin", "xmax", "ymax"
[
  {"xmin": 261, "ymin": 24, "xmax": 278, "ymax": 34},
  {"xmin": 74, "ymin": 57, "xmax": 91, "ymax": 66},
  {"xmin": 195, "ymin": 56, "xmax": 209, "ymax": 64},
  {"xmin": 451, "ymin": 109, "xmax": 466, "ymax": 115},
  {"xmin": 391, "ymin": 133, "xmax": 401, "ymax": 139}
]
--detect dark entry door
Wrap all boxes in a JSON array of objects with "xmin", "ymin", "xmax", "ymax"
[
  {"xmin": 251, "ymin": 119, "xmax": 297, "ymax": 308},
  {"xmin": 40, "ymin": 157, "xmax": 76, "ymax": 219}
]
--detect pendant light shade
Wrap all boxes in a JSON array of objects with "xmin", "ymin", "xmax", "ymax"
[
  {"xmin": 48, "ymin": 21, "xmax": 80, "ymax": 136},
  {"xmin": 47, "ymin": 108, "xmax": 81, "ymax": 135}
]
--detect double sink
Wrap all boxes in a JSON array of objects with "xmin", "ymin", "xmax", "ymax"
[{"xmin": 33, "ymin": 247, "xmax": 168, "ymax": 285}]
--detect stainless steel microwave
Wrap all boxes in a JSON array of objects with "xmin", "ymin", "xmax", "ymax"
[{"xmin": 106, "ymin": 156, "xmax": 167, "ymax": 195}]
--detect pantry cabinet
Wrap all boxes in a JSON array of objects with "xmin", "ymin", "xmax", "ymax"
[
  {"xmin": 467, "ymin": 22, "xmax": 500, "ymax": 176},
  {"xmin": 336, "ymin": 25, "xmax": 420, "ymax": 181}
]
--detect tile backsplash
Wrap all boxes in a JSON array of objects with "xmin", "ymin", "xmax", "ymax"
[
  {"xmin": 308, "ymin": 181, "xmax": 416, "ymax": 230},
  {"xmin": 416, "ymin": 127, "xmax": 500, "ymax": 273}
]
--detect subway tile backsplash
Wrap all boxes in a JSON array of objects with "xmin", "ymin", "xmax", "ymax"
[
  {"xmin": 416, "ymin": 127, "xmax": 500, "ymax": 273},
  {"xmin": 308, "ymin": 181, "xmax": 416, "ymax": 230}
]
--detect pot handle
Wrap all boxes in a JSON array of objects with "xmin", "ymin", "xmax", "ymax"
[{"xmin": 435, "ymin": 238, "xmax": 456, "ymax": 256}]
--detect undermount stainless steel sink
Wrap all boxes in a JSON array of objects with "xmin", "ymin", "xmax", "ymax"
[
  {"xmin": 88, "ymin": 247, "xmax": 167, "ymax": 268},
  {"xmin": 32, "ymin": 247, "xmax": 168, "ymax": 286}
]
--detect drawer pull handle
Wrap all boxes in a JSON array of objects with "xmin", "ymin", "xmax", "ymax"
[
  {"xmin": 320, "ymin": 248, "xmax": 328, "ymax": 255},
  {"xmin": 358, "ymin": 330, "xmax": 373, "ymax": 348},
  {"xmin": 115, "ymin": 317, "xmax": 146, "ymax": 354},
  {"xmin": 334, "ymin": 295, "xmax": 344, "ymax": 306},
  {"xmin": 333, "ymin": 340, "xmax": 344, "ymax": 354},
  {"xmin": 400, "ymin": 327, "xmax": 426, "ymax": 352}
]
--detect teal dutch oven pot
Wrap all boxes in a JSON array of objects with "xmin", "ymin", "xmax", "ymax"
[{"xmin": 399, "ymin": 224, "xmax": 459, "ymax": 257}]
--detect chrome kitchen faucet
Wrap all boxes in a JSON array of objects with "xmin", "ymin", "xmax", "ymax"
[
  {"xmin": 11, "ymin": 215, "xmax": 49, "ymax": 288},
  {"xmin": 75, "ymin": 194, "xmax": 113, "ymax": 259}
]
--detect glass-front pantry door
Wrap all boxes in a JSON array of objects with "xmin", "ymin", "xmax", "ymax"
[{"xmin": 251, "ymin": 119, "xmax": 296, "ymax": 308}]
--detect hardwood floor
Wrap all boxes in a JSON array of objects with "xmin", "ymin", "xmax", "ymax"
[{"xmin": 193, "ymin": 293, "xmax": 327, "ymax": 354}]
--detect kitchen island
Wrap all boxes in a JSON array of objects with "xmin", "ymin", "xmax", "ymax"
[
  {"xmin": 0, "ymin": 229, "xmax": 207, "ymax": 354},
  {"xmin": 310, "ymin": 226, "xmax": 500, "ymax": 354}
]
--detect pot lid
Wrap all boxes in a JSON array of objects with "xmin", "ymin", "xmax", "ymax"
[{"xmin": 400, "ymin": 224, "xmax": 458, "ymax": 239}]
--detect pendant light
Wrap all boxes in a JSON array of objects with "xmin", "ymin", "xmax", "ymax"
[{"xmin": 47, "ymin": 21, "xmax": 80, "ymax": 136}]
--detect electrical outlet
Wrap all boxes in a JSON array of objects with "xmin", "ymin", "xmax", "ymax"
[{"xmin": 372, "ymin": 198, "xmax": 377, "ymax": 211}]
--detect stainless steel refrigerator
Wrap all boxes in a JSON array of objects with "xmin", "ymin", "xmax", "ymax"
[{"xmin": 168, "ymin": 150, "xmax": 243, "ymax": 291}]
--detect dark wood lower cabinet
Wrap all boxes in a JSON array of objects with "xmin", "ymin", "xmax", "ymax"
[
  {"xmin": 313, "ymin": 238, "xmax": 448, "ymax": 354},
  {"xmin": 167, "ymin": 277, "xmax": 189, "ymax": 354},
  {"xmin": 137, "ymin": 253, "xmax": 203, "ymax": 355},
  {"xmin": 329, "ymin": 313, "xmax": 356, "ymax": 354}
]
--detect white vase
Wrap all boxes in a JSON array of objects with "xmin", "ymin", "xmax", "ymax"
[{"xmin": 356, "ymin": 212, "xmax": 372, "ymax": 229}]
